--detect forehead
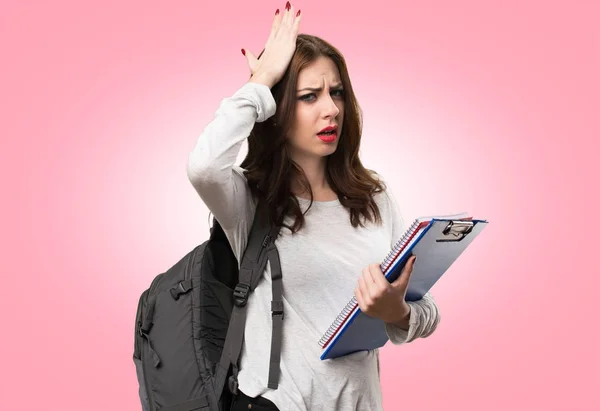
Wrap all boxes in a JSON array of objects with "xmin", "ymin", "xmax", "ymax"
[{"xmin": 297, "ymin": 56, "xmax": 341, "ymax": 87}]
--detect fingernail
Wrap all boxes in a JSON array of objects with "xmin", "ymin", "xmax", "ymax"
[
  {"xmin": 286, "ymin": 1, "xmax": 291, "ymax": 11},
  {"xmin": 275, "ymin": 8, "xmax": 279, "ymax": 15},
  {"xmin": 296, "ymin": 9, "xmax": 301, "ymax": 16},
  {"xmin": 241, "ymin": 48, "xmax": 245, "ymax": 56}
]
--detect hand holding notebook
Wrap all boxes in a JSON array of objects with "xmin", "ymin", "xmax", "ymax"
[
  {"xmin": 354, "ymin": 255, "xmax": 417, "ymax": 328},
  {"xmin": 318, "ymin": 212, "xmax": 488, "ymax": 360}
]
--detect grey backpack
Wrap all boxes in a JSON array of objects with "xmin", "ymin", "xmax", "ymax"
[{"xmin": 133, "ymin": 205, "xmax": 283, "ymax": 411}]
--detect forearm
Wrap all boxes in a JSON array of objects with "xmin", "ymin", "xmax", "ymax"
[
  {"xmin": 186, "ymin": 82, "xmax": 275, "ymax": 228},
  {"xmin": 187, "ymin": 82, "xmax": 274, "ymax": 184}
]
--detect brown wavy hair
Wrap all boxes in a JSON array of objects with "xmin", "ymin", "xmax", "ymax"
[{"xmin": 241, "ymin": 33, "xmax": 385, "ymax": 233}]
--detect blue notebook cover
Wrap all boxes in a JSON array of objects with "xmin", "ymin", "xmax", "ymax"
[{"xmin": 319, "ymin": 214, "xmax": 488, "ymax": 360}]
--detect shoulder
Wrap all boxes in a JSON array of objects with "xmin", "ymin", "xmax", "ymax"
[{"xmin": 368, "ymin": 170, "xmax": 406, "ymax": 233}]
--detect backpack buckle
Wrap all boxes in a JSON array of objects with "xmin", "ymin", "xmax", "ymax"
[
  {"xmin": 271, "ymin": 301, "xmax": 284, "ymax": 319},
  {"xmin": 228, "ymin": 375, "xmax": 239, "ymax": 395},
  {"xmin": 233, "ymin": 283, "xmax": 250, "ymax": 307},
  {"xmin": 170, "ymin": 280, "xmax": 192, "ymax": 301}
]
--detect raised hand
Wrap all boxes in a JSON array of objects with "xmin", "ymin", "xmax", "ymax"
[{"xmin": 243, "ymin": 2, "xmax": 302, "ymax": 88}]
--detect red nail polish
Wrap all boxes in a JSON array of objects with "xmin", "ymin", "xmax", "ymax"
[
  {"xmin": 296, "ymin": 9, "xmax": 301, "ymax": 16},
  {"xmin": 285, "ymin": 1, "xmax": 291, "ymax": 11},
  {"xmin": 241, "ymin": 48, "xmax": 245, "ymax": 56},
  {"xmin": 275, "ymin": 8, "xmax": 279, "ymax": 15}
]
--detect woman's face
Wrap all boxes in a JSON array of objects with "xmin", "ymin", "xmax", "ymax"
[{"xmin": 286, "ymin": 56, "xmax": 345, "ymax": 163}]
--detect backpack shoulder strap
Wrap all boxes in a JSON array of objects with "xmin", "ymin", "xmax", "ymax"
[
  {"xmin": 265, "ymin": 244, "xmax": 283, "ymax": 389},
  {"xmin": 217, "ymin": 200, "xmax": 283, "ymax": 395}
]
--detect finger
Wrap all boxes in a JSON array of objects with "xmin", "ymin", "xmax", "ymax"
[
  {"xmin": 243, "ymin": 48, "xmax": 259, "ymax": 73},
  {"xmin": 361, "ymin": 267, "xmax": 377, "ymax": 298},
  {"xmin": 392, "ymin": 255, "xmax": 416, "ymax": 289},
  {"xmin": 354, "ymin": 286, "xmax": 365, "ymax": 311},
  {"xmin": 265, "ymin": 8, "xmax": 282, "ymax": 49},
  {"xmin": 362, "ymin": 266, "xmax": 375, "ymax": 285},
  {"xmin": 282, "ymin": 1, "xmax": 294, "ymax": 27},
  {"xmin": 292, "ymin": 8, "xmax": 302, "ymax": 36},
  {"xmin": 369, "ymin": 263, "xmax": 390, "ymax": 290},
  {"xmin": 357, "ymin": 276, "xmax": 373, "ymax": 305},
  {"xmin": 354, "ymin": 285, "xmax": 363, "ymax": 310}
]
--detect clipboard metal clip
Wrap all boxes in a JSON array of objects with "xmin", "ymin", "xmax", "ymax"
[{"xmin": 438, "ymin": 220, "xmax": 474, "ymax": 242}]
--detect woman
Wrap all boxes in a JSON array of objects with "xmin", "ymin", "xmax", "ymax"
[{"xmin": 187, "ymin": 3, "xmax": 440, "ymax": 410}]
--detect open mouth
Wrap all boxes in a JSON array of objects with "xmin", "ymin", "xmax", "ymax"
[{"xmin": 317, "ymin": 127, "xmax": 338, "ymax": 143}]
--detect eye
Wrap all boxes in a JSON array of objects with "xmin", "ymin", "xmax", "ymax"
[
  {"xmin": 298, "ymin": 93, "xmax": 316, "ymax": 102},
  {"xmin": 298, "ymin": 89, "xmax": 344, "ymax": 102}
]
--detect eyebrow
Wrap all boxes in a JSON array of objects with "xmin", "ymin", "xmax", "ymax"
[{"xmin": 297, "ymin": 84, "xmax": 344, "ymax": 92}]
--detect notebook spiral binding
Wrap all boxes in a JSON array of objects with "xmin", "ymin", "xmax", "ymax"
[
  {"xmin": 318, "ymin": 296, "xmax": 359, "ymax": 347},
  {"xmin": 318, "ymin": 219, "xmax": 421, "ymax": 348}
]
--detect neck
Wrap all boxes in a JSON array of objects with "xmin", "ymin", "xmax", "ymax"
[{"xmin": 291, "ymin": 155, "xmax": 335, "ymax": 200}]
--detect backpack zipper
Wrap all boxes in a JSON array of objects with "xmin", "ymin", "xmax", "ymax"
[{"xmin": 140, "ymin": 289, "xmax": 156, "ymax": 411}]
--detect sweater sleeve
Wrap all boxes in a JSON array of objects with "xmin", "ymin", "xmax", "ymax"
[
  {"xmin": 381, "ymin": 187, "xmax": 442, "ymax": 345},
  {"xmin": 186, "ymin": 82, "xmax": 276, "ymax": 259}
]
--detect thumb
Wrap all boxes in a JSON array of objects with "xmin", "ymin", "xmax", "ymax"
[
  {"xmin": 241, "ymin": 48, "xmax": 260, "ymax": 74},
  {"xmin": 392, "ymin": 255, "xmax": 416, "ymax": 289}
]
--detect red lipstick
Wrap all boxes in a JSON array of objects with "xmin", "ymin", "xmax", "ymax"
[{"xmin": 317, "ymin": 125, "xmax": 338, "ymax": 143}]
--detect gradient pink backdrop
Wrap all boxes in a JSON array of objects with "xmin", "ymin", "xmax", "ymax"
[{"xmin": 2, "ymin": 0, "xmax": 598, "ymax": 410}]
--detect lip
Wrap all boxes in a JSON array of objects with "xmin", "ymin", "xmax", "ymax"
[
  {"xmin": 318, "ymin": 125, "xmax": 338, "ymax": 134},
  {"xmin": 317, "ymin": 132, "xmax": 337, "ymax": 143}
]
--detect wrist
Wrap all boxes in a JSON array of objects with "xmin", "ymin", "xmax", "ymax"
[
  {"xmin": 248, "ymin": 72, "xmax": 276, "ymax": 89},
  {"xmin": 390, "ymin": 302, "xmax": 411, "ymax": 330}
]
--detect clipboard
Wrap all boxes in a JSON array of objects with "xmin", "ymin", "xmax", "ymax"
[{"xmin": 318, "ymin": 214, "xmax": 488, "ymax": 360}]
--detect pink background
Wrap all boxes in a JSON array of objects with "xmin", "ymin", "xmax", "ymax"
[{"xmin": 2, "ymin": 0, "xmax": 598, "ymax": 410}]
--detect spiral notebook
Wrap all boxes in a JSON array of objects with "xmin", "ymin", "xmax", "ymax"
[{"xmin": 318, "ymin": 213, "xmax": 488, "ymax": 360}]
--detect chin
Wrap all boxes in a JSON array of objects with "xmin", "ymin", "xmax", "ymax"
[
  {"xmin": 289, "ymin": 139, "xmax": 339, "ymax": 161},
  {"xmin": 317, "ymin": 142, "xmax": 339, "ymax": 157}
]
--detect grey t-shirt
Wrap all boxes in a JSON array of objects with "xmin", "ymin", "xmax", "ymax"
[{"xmin": 186, "ymin": 82, "xmax": 440, "ymax": 411}]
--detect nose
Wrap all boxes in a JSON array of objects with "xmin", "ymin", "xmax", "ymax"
[{"xmin": 321, "ymin": 94, "xmax": 340, "ymax": 119}]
